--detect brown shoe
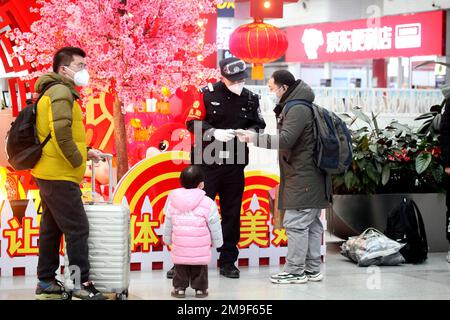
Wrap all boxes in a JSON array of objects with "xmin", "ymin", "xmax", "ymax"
[
  {"xmin": 171, "ymin": 288, "xmax": 185, "ymax": 298},
  {"xmin": 195, "ymin": 289, "xmax": 208, "ymax": 298}
]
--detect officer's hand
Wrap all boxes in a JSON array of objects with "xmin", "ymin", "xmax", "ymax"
[
  {"xmin": 445, "ymin": 167, "xmax": 450, "ymax": 175},
  {"xmin": 213, "ymin": 129, "xmax": 235, "ymax": 142}
]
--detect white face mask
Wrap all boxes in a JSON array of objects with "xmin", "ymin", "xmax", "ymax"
[
  {"xmin": 65, "ymin": 67, "xmax": 90, "ymax": 87},
  {"xmin": 268, "ymin": 92, "xmax": 280, "ymax": 104},
  {"xmin": 227, "ymin": 82, "xmax": 245, "ymax": 96},
  {"xmin": 268, "ymin": 86, "xmax": 283, "ymax": 104}
]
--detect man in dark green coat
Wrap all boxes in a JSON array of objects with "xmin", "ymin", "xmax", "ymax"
[{"xmin": 237, "ymin": 70, "xmax": 330, "ymax": 284}]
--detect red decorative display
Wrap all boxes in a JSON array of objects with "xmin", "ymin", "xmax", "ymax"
[{"xmin": 229, "ymin": 20, "xmax": 288, "ymax": 80}]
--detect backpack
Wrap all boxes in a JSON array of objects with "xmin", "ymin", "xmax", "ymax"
[
  {"xmin": 6, "ymin": 82, "xmax": 61, "ymax": 170},
  {"xmin": 284, "ymin": 99, "xmax": 353, "ymax": 175},
  {"xmin": 385, "ymin": 198, "xmax": 428, "ymax": 264}
]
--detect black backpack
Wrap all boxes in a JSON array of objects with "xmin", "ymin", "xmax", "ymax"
[
  {"xmin": 283, "ymin": 99, "xmax": 353, "ymax": 175},
  {"xmin": 6, "ymin": 82, "xmax": 61, "ymax": 170},
  {"xmin": 385, "ymin": 198, "xmax": 428, "ymax": 263}
]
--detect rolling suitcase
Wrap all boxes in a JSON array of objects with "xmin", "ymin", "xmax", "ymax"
[{"xmin": 64, "ymin": 153, "xmax": 130, "ymax": 300}]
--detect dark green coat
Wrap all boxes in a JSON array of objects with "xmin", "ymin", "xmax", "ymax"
[{"xmin": 255, "ymin": 81, "xmax": 330, "ymax": 210}]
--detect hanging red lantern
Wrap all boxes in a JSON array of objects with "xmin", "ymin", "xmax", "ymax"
[{"xmin": 229, "ymin": 19, "xmax": 288, "ymax": 80}]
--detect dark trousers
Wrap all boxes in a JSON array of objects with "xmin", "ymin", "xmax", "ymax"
[
  {"xmin": 173, "ymin": 265, "xmax": 208, "ymax": 290},
  {"xmin": 447, "ymin": 210, "xmax": 450, "ymax": 243},
  {"xmin": 200, "ymin": 164, "xmax": 245, "ymax": 265},
  {"xmin": 446, "ymin": 175, "xmax": 450, "ymax": 242},
  {"xmin": 35, "ymin": 178, "xmax": 90, "ymax": 283}
]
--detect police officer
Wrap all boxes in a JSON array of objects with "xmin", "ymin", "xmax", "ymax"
[{"xmin": 185, "ymin": 57, "xmax": 266, "ymax": 278}]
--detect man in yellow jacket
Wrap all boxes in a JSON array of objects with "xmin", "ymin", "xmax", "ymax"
[{"xmin": 32, "ymin": 47, "xmax": 105, "ymax": 300}]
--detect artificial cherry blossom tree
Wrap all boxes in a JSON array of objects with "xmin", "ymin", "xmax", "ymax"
[{"xmin": 9, "ymin": 0, "xmax": 219, "ymax": 180}]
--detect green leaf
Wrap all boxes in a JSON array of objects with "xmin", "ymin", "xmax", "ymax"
[
  {"xmin": 332, "ymin": 174, "xmax": 345, "ymax": 187},
  {"xmin": 338, "ymin": 113, "xmax": 354, "ymax": 123},
  {"xmin": 375, "ymin": 161, "xmax": 382, "ymax": 173},
  {"xmin": 417, "ymin": 120, "xmax": 432, "ymax": 135},
  {"xmin": 430, "ymin": 104, "xmax": 443, "ymax": 113},
  {"xmin": 365, "ymin": 162, "xmax": 380, "ymax": 183},
  {"xmin": 390, "ymin": 121, "xmax": 412, "ymax": 134},
  {"xmin": 414, "ymin": 112, "xmax": 436, "ymax": 121},
  {"xmin": 344, "ymin": 171, "xmax": 354, "ymax": 190},
  {"xmin": 356, "ymin": 153, "xmax": 365, "ymax": 160},
  {"xmin": 362, "ymin": 174, "xmax": 372, "ymax": 188},
  {"xmin": 381, "ymin": 165, "xmax": 391, "ymax": 185},
  {"xmin": 371, "ymin": 111, "xmax": 380, "ymax": 136},
  {"xmin": 357, "ymin": 158, "xmax": 368, "ymax": 170},
  {"xmin": 377, "ymin": 144, "xmax": 386, "ymax": 155},
  {"xmin": 383, "ymin": 130, "xmax": 395, "ymax": 139},
  {"xmin": 353, "ymin": 127, "xmax": 370, "ymax": 135},
  {"xmin": 351, "ymin": 107, "xmax": 372, "ymax": 125},
  {"xmin": 432, "ymin": 165, "xmax": 444, "ymax": 183},
  {"xmin": 358, "ymin": 136, "xmax": 370, "ymax": 151},
  {"xmin": 368, "ymin": 144, "xmax": 378, "ymax": 154},
  {"xmin": 415, "ymin": 153, "xmax": 432, "ymax": 174}
]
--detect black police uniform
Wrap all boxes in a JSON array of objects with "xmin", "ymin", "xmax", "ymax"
[{"xmin": 186, "ymin": 81, "xmax": 266, "ymax": 268}]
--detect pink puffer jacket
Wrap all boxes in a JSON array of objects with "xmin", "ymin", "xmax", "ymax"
[{"xmin": 163, "ymin": 188, "xmax": 223, "ymax": 265}]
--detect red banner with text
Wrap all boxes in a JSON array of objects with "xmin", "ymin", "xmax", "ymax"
[{"xmin": 285, "ymin": 10, "xmax": 445, "ymax": 63}]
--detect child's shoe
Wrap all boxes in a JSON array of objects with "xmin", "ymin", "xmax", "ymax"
[
  {"xmin": 171, "ymin": 287, "xmax": 186, "ymax": 298},
  {"xmin": 195, "ymin": 289, "xmax": 208, "ymax": 298}
]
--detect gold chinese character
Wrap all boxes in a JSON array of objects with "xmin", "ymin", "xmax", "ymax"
[
  {"xmin": 239, "ymin": 209, "xmax": 269, "ymax": 248},
  {"xmin": 131, "ymin": 213, "xmax": 160, "ymax": 252}
]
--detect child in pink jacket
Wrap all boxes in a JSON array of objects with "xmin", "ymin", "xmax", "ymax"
[{"xmin": 163, "ymin": 165, "xmax": 223, "ymax": 298}]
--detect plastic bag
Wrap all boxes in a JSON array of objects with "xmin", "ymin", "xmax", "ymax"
[{"xmin": 341, "ymin": 228, "xmax": 406, "ymax": 267}]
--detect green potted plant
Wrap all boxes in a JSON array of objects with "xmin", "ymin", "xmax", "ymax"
[
  {"xmin": 330, "ymin": 106, "xmax": 448, "ymax": 251},
  {"xmin": 1, "ymin": 99, "xmax": 7, "ymax": 110}
]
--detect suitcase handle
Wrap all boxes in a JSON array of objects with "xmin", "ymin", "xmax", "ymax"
[{"xmin": 91, "ymin": 153, "xmax": 114, "ymax": 204}]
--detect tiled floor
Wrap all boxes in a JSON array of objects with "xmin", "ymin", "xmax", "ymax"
[{"xmin": 1, "ymin": 244, "xmax": 449, "ymax": 300}]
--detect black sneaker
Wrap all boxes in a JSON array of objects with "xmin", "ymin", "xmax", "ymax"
[
  {"xmin": 35, "ymin": 279, "xmax": 68, "ymax": 300},
  {"xmin": 166, "ymin": 266, "xmax": 175, "ymax": 279},
  {"xmin": 72, "ymin": 281, "xmax": 107, "ymax": 300},
  {"xmin": 220, "ymin": 264, "xmax": 240, "ymax": 279}
]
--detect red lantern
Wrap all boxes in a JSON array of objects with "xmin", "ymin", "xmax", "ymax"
[{"xmin": 229, "ymin": 19, "xmax": 288, "ymax": 80}]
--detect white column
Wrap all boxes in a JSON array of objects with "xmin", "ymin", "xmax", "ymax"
[
  {"xmin": 324, "ymin": 62, "xmax": 332, "ymax": 80},
  {"xmin": 397, "ymin": 57, "xmax": 404, "ymax": 88}
]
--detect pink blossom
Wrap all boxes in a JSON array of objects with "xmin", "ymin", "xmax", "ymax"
[{"xmin": 10, "ymin": 0, "xmax": 221, "ymax": 110}]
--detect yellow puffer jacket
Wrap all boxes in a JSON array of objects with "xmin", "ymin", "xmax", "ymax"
[{"xmin": 31, "ymin": 73, "xmax": 87, "ymax": 184}]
